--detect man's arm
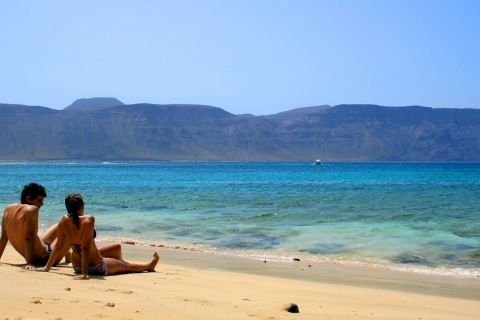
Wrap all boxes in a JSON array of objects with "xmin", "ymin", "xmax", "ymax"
[
  {"xmin": 0, "ymin": 212, "xmax": 9, "ymax": 260},
  {"xmin": 23, "ymin": 207, "xmax": 39, "ymax": 265}
]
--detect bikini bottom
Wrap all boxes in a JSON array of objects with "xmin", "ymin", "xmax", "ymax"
[
  {"xmin": 32, "ymin": 242, "xmax": 52, "ymax": 267},
  {"xmin": 73, "ymin": 259, "xmax": 108, "ymax": 276}
]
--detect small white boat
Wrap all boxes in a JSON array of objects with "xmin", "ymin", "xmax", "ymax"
[{"xmin": 314, "ymin": 159, "xmax": 322, "ymax": 165}]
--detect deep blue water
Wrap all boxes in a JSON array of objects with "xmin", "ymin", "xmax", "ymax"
[{"xmin": 1, "ymin": 161, "xmax": 479, "ymax": 276}]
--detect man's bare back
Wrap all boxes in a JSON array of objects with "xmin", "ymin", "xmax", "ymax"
[
  {"xmin": 0, "ymin": 183, "xmax": 64, "ymax": 266},
  {"xmin": 1, "ymin": 202, "xmax": 51, "ymax": 265}
]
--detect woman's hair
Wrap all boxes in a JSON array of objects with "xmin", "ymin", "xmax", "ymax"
[
  {"xmin": 65, "ymin": 193, "xmax": 84, "ymax": 229},
  {"xmin": 21, "ymin": 183, "xmax": 47, "ymax": 204}
]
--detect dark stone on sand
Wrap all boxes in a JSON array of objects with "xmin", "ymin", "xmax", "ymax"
[
  {"xmin": 284, "ymin": 303, "xmax": 300, "ymax": 313},
  {"xmin": 293, "ymin": 258, "xmax": 300, "ymax": 261}
]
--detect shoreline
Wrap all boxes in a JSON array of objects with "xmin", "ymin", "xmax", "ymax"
[
  {"xmin": 1, "ymin": 243, "xmax": 478, "ymax": 319},
  {"xmin": 111, "ymin": 241, "xmax": 480, "ymax": 301},
  {"xmin": 102, "ymin": 237, "xmax": 480, "ymax": 277}
]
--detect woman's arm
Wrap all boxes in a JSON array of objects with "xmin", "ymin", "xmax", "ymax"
[{"xmin": 75, "ymin": 216, "xmax": 95, "ymax": 280}]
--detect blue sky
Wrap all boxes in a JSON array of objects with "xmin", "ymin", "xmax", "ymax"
[{"xmin": 1, "ymin": 1, "xmax": 479, "ymax": 115}]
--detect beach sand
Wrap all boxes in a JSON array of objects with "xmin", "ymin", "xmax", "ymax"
[{"xmin": 0, "ymin": 242, "xmax": 478, "ymax": 320}]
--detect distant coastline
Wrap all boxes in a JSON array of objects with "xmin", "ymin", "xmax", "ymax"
[{"xmin": 1, "ymin": 99, "xmax": 479, "ymax": 162}]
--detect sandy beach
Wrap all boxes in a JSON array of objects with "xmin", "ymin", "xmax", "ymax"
[{"xmin": 0, "ymin": 242, "xmax": 478, "ymax": 320}]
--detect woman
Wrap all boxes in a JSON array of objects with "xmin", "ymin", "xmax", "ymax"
[{"xmin": 28, "ymin": 193, "xmax": 159, "ymax": 280}]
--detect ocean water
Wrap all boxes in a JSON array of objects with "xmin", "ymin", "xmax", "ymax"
[{"xmin": 1, "ymin": 161, "xmax": 479, "ymax": 277}]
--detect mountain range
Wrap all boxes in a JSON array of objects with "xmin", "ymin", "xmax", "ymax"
[{"xmin": 0, "ymin": 98, "xmax": 479, "ymax": 162}]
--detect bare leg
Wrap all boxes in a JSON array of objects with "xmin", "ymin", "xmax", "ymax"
[
  {"xmin": 39, "ymin": 223, "xmax": 59, "ymax": 244},
  {"xmin": 104, "ymin": 252, "xmax": 159, "ymax": 275},
  {"xmin": 99, "ymin": 243, "xmax": 123, "ymax": 260}
]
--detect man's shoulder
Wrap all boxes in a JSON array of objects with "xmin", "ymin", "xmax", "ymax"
[
  {"xmin": 3, "ymin": 203, "xmax": 22, "ymax": 215},
  {"xmin": 2, "ymin": 203, "xmax": 38, "ymax": 227},
  {"xmin": 22, "ymin": 204, "xmax": 39, "ymax": 213},
  {"xmin": 5, "ymin": 202, "xmax": 21, "ymax": 209},
  {"xmin": 5, "ymin": 203, "xmax": 39, "ymax": 216}
]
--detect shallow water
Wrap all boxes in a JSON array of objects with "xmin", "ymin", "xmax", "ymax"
[{"xmin": 1, "ymin": 161, "xmax": 479, "ymax": 277}]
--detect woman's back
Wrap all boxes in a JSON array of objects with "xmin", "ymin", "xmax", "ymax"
[{"xmin": 59, "ymin": 215, "xmax": 102, "ymax": 266}]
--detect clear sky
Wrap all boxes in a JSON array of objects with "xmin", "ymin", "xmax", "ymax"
[{"xmin": 1, "ymin": 1, "xmax": 479, "ymax": 115}]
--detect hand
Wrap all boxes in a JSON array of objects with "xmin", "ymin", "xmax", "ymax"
[
  {"xmin": 23, "ymin": 265, "xmax": 46, "ymax": 272},
  {"xmin": 73, "ymin": 274, "xmax": 89, "ymax": 280}
]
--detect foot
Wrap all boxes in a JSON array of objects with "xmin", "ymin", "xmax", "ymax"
[{"xmin": 148, "ymin": 252, "xmax": 160, "ymax": 272}]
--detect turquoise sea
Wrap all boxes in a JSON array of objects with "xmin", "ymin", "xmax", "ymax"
[{"xmin": 1, "ymin": 161, "xmax": 479, "ymax": 277}]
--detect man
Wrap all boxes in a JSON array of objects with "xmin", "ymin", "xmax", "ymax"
[{"xmin": 0, "ymin": 183, "xmax": 67, "ymax": 266}]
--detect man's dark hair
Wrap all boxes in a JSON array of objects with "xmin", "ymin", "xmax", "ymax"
[{"xmin": 20, "ymin": 183, "xmax": 47, "ymax": 204}]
